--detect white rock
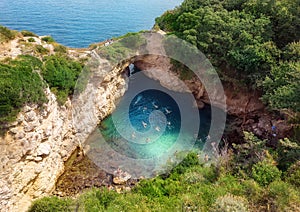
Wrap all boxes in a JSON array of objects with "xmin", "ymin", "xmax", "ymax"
[
  {"xmin": 25, "ymin": 111, "xmax": 37, "ymax": 122},
  {"xmin": 9, "ymin": 127, "xmax": 19, "ymax": 134},
  {"xmin": 0, "ymin": 180, "xmax": 11, "ymax": 200},
  {"xmin": 34, "ymin": 157, "xmax": 43, "ymax": 162},
  {"xmin": 36, "ymin": 143, "xmax": 51, "ymax": 156},
  {"xmin": 59, "ymin": 150, "xmax": 68, "ymax": 158},
  {"xmin": 23, "ymin": 122, "xmax": 34, "ymax": 132},
  {"xmin": 23, "ymin": 106, "xmax": 31, "ymax": 113},
  {"xmin": 15, "ymin": 131, "xmax": 25, "ymax": 140},
  {"xmin": 17, "ymin": 114, "xmax": 25, "ymax": 122}
]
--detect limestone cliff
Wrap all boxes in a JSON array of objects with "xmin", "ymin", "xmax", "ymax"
[{"xmin": 0, "ymin": 49, "xmax": 128, "ymax": 211}]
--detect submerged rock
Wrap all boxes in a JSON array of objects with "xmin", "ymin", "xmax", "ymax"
[{"xmin": 113, "ymin": 169, "xmax": 132, "ymax": 185}]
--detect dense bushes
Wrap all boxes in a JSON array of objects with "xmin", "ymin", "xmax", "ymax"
[
  {"xmin": 0, "ymin": 53, "xmax": 82, "ymax": 130},
  {"xmin": 0, "ymin": 55, "xmax": 47, "ymax": 128},
  {"xmin": 251, "ymin": 160, "xmax": 282, "ymax": 186},
  {"xmin": 156, "ymin": 0, "xmax": 300, "ymax": 113},
  {"xmin": 29, "ymin": 150, "xmax": 300, "ymax": 211},
  {"xmin": 262, "ymin": 61, "xmax": 300, "ymax": 112},
  {"xmin": 28, "ymin": 196, "xmax": 72, "ymax": 212},
  {"xmin": 41, "ymin": 55, "xmax": 82, "ymax": 105},
  {"xmin": 41, "ymin": 36, "xmax": 55, "ymax": 43}
]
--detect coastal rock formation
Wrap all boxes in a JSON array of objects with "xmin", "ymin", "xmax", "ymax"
[
  {"xmin": 133, "ymin": 54, "xmax": 266, "ymax": 116},
  {"xmin": 0, "ymin": 88, "xmax": 73, "ymax": 211},
  {"xmin": 0, "ymin": 54, "xmax": 128, "ymax": 212},
  {"xmin": 0, "ymin": 36, "xmax": 54, "ymax": 59},
  {"xmin": 0, "ymin": 31, "xmax": 292, "ymax": 212}
]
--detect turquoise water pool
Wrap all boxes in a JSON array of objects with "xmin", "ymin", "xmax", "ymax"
[{"xmin": 85, "ymin": 70, "xmax": 224, "ymax": 177}]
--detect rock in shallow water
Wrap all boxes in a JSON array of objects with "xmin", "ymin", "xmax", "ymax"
[{"xmin": 113, "ymin": 169, "xmax": 131, "ymax": 185}]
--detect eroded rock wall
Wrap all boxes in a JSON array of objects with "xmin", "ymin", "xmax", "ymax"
[{"xmin": 0, "ymin": 59, "xmax": 128, "ymax": 212}]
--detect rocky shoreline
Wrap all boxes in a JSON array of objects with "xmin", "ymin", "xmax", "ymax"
[{"xmin": 53, "ymin": 148, "xmax": 139, "ymax": 197}]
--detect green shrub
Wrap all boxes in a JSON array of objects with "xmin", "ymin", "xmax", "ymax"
[
  {"xmin": 78, "ymin": 188, "xmax": 117, "ymax": 211},
  {"xmin": 28, "ymin": 37, "xmax": 35, "ymax": 42},
  {"xmin": 54, "ymin": 44, "xmax": 67, "ymax": 53},
  {"xmin": 0, "ymin": 55, "xmax": 46, "ymax": 130},
  {"xmin": 28, "ymin": 196, "xmax": 73, "ymax": 212},
  {"xmin": 282, "ymin": 41, "xmax": 300, "ymax": 62},
  {"xmin": 106, "ymin": 193, "xmax": 152, "ymax": 212},
  {"xmin": 276, "ymin": 138, "xmax": 300, "ymax": 171},
  {"xmin": 181, "ymin": 193, "xmax": 206, "ymax": 212},
  {"xmin": 50, "ymin": 87, "xmax": 68, "ymax": 105},
  {"xmin": 241, "ymin": 179, "xmax": 264, "ymax": 203},
  {"xmin": 171, "ymin": 152, "xmax": 200, "ymax": 175},
  {"xmin": 0, "ymin": 25, "xmax": 17, "ymax": 42},
  {"xmin": 285, "ymin": 161, "xmax": 300, "ymax": 187},
  {"xmin": 262, "ymin": 62, "xmax": 300, "ymax": 113},
  {"xmin": 21, "ymin": 30, "xmax": 37, "ymax": 37},
  {"xmin": 42, "ymin": 55, "xmax": 82, "ymax": 105},
  {"xmin": 135, "ymin": 177, "xmax": 167, "ymax": 198},
  {"xmin": 232, "ymin": 132, "xmax": 267, "ymax": 175},
  {"xmin": 212, "ymin": 194, "xmax": 248, "ymax": 212},
  {"xmin": 35, "ymin": 45, "xmax": 49, "ymax": 54},
  {"xmin": 268, "ymin": 180, "xmax": 300, "ymax": 211},
  {"xmin": 182, "ymin": 170, "xmax": 205, "ymax": 184},
  {"xmin": 42, "ymin": 36, "xmax": 55, "ymax": 43},
  {"xmin": 252, "ymin": 160, "xmax": 281, "ymax": 186},
  {"xmin": 216, "ymin": 175, "xmax": 244, "ymax": 196}
]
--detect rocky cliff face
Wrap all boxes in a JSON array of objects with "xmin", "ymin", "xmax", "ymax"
[{"xmin": 0, "ymin": 54, "xmax": 128, "ymax": 211}]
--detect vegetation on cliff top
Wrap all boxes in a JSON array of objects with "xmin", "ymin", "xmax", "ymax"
[
  {"xmin": 0, "ymin": 26, "xmax": 17, "ymax": 43},
  {"xmin": 156, "ymin": 0, "xmax": 300, "ymax": 114},
  {"xmin": 29, "ymin": 133, "xmax": 300, "ymax": 211},
  {"xmin": 0, "ymin": 28, "xmax": 83, "ymax": 130},
  {"xmin": 42, "ymin": 55, "xmax": 83, "ymax": 105},
  {"xmin": 0, "ymin": 55, "xmax": 47, "ymax": 129}
]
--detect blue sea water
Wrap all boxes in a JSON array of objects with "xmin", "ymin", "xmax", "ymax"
[{"xmin": 0, "ymin": 0, "xmax": 182, "ymax": 48}]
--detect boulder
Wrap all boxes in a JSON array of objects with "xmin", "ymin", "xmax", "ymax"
[
  {"xmin": 25, "ymin": 111, "xmax": 37, "ymax": 122},
  {"xmin": 36, "ymin": 143, "xmax": 51, "ymax": 156},
  {"xmin": 113, "ymin": 169, "xmax": 131, "ymax": 185}
]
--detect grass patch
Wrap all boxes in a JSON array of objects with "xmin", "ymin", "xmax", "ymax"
[{"xmin": 54, "ymin": 44, "xmax": 67, "ymax": 53}]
